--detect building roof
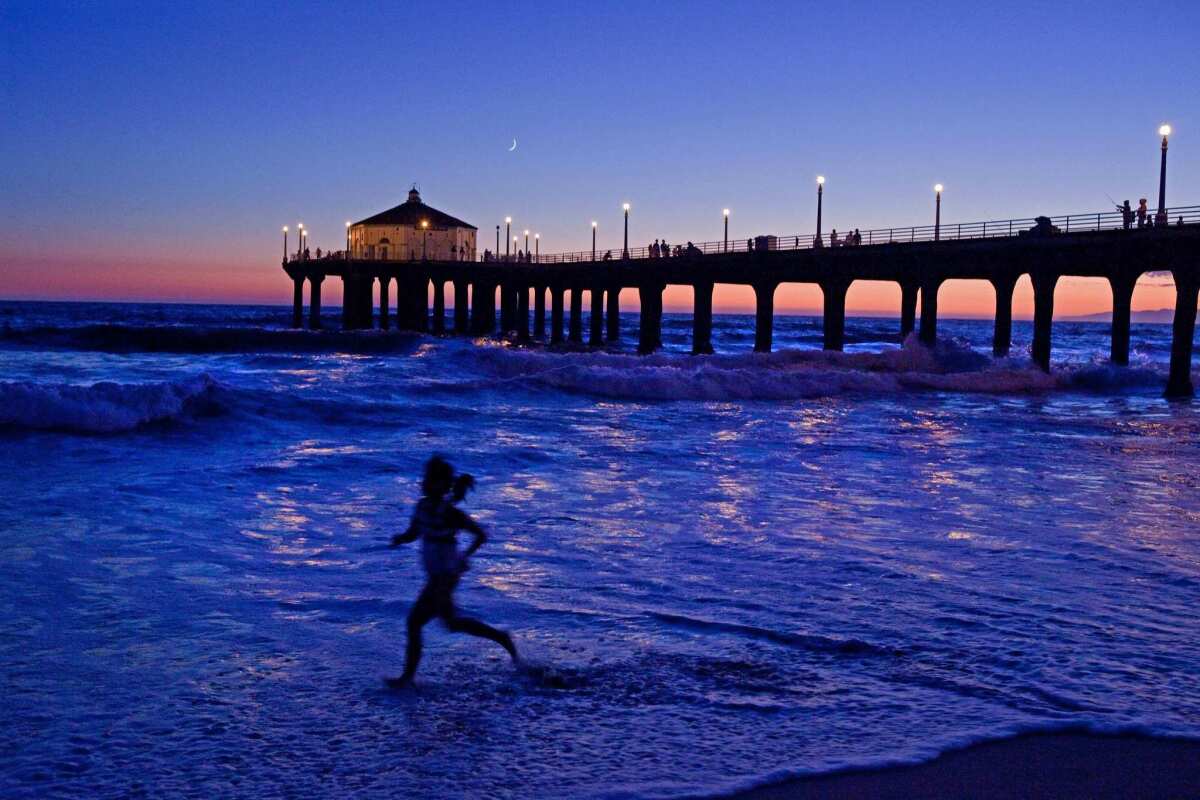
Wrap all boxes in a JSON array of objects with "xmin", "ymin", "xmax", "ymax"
[{"xmin": 352, "ymin": 189, "xmax": 477, "ymax": 230}]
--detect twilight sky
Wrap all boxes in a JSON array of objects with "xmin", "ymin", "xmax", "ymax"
[{"xmin": 2, "ymin": 1, "xmax": 1198, "ymax": 315}]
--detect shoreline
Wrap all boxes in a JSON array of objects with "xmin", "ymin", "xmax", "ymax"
[{"xmin": 723, "ymin": 731, "xmax": 1200, "ymax": 800}]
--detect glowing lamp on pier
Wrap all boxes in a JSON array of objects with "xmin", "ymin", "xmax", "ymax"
[
  {"xmin": 421, "ymin": 219, "xmax": 430, "ymax": 260},
  {"xmin": 1157, "ymin": 124, "xmax": 1172, "ymax": 223},
  {"xmin": 505, "ymin": 217, "xmax": 512, "ymax": 258},
  {"xmin": 344, "ymin": 221, "xmax": 351, "ymax": 259},
  {"xmin": 815, "ymin": 177, "xmax": 825, "ymax": 245},
  {"xmin": 622, "ymin": 203, "xmax": 631, "ymax": 258},
  {"xmin": 282, "ymin": 226, "xmax": 289, "ymax": 261},
  {"xmin": 534, "ymin": 232, "xmax": 540, "ymax": 262},
  {"xmin": 723, "ymin": 209, "xmax": 730, "ymax": 252},
  {"xmin": 933, "ymin": 185, "xmax": 944, "ymax": 241},
  {"xmin": 591, "ymin": 221, "xmax": 598, "ymax": 261}
]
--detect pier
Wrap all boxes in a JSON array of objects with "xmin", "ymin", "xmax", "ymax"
[{"xmin": 284, "ymin": 206, "xmax": 1200, "ymax": 397}]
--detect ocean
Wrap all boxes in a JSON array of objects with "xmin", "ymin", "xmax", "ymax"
[{"xmin": 1, "ymin": 300, "xmax": 1198, "ymax": 799}]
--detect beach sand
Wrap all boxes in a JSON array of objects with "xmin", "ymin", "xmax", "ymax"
[{"xmin": 729, "ymin": 732, "xmax": 1200, "ymax": 799}]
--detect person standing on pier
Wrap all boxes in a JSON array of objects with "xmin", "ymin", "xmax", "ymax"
[
  {"xmin": 386, "ymin": 456, "xmax": 519, "ymax": 688},
  {"xmin": 1119, "ymin": 200, "xmax": 1134, "ymax": 229},
  {"xmin": 1137, "ymin": 199, "xmax": 1148, "ymax": 228}
]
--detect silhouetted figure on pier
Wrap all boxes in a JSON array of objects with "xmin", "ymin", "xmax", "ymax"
[
  {"xmin": 651, "ymin": 240, "xmax": 661, "ymax": 257},
  {"xmin": 1119, "ymin": 200, "xmax": 1134, "ymax": 229},
  {"xmin": 1137, "ymin": 199, "xmax": 1148, "ymax": 228},
  {"xmin": 603, "ymin": 250, "xmax": 613, "ymax": 261},
  {"xmin": 830, "ymin": 229, "xmax": 839, "ymax": 247},
  {"xmin": 853, "ymin": 229, "xmax": 862, "ymax": 245},
  {"xmin": 386, "ymin": 456, "xmax": 518, "ymax": 688},
  {"xmin": 661, "ymin": 240, "xmax": 670, "ymax": 258}
]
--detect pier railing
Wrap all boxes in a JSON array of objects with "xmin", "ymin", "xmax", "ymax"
[{"xmin": 523, "ymin": 204, "xmax": 1200, "ymax": 264}]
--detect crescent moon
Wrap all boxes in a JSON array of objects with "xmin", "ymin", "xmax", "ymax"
[{"xmin": 509, "ymin": 138, "xmax": 517, "ymax": 152}]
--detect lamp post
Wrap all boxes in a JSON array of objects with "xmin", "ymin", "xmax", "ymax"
[
  {"xmin": 1157, "ymin": 124, "xmax": 1172, "ymax": 225},
  {"xmin": 591, "ymin": 221, "xmax": 597, "ymax": 261},
  {"xmin": 622, "ymin": 203, "xmax": 630, "ymax": 258},
  {"xmin": 345, "ymin": 221, "xmax": 351, "ymax": 259},
  {"xmin": 495, "ymin": 225, "xmax": 500, "ymax": 257},
  {"xmin": 723, "ymin": 209, "xmax": 730, "ymax": 252},
  {"xmin": 297, "ymin": 223, "xmax": 304, "ymax": 258},
  {"xmin": 534, "ymin": 233, "xmax": 540, "ymax": 263},
  {"xmin": 505, "ymin": 216, "xmax": 512, "ymax": 260},
  {"xmin": 934, "ymin": 184, "xmax": 943, "ymax": 241},
  {"xmin": 421, "ymin": 219, "xmax": 429, "ymax": 260},
  {"xmin": 282, "ymin": 226, "xmax": 288, "ymax": 261},
  {"xmin": 513, "ymin": 235, "xmax": 518, "ymax": 262},
  {"xmin": 816, "ymin": 176, "xmax": 825, "ymax": 245},
  {"xmin": 524, "ymin": 229, "xmax": 530, "ymax": 258}
]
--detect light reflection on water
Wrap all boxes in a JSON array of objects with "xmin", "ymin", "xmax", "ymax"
[{"xmin": 0, "ymin": 305, "xmax": 1199, "ymax": 798}]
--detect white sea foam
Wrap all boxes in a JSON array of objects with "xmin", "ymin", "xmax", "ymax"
[
  {"xmin": 459, "ymin": 336, "xmax": 1148, "ymax": 401},
  {"xmin": 0, "ymin": 374, "xmax": 223, "ymax": 433}
]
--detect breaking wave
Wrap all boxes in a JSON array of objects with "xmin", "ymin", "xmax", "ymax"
[
  {"xmin": 0, "ymin": 374, "xmax": 226, "ymax": 433},
  {"xmin": 456, "ymin": 336, "xmax": 1163, "ymax": 400},
  {"xmin": 0, "ymin": 323, "xmax": 423, "ymax": 354}
]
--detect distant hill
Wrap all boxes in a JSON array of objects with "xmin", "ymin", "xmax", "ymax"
[{"xmin": 1063, "ymin": 309, "xmax": 1175, "ymax": 324}]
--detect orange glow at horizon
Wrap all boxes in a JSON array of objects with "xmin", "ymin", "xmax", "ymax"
[{"xmin": 0, "ymin": 255, "xmax": 1181, "ymax": 319}]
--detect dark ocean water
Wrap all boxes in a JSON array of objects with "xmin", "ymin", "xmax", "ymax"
[{"xmin": 1, "ymin": 300, "xmax": 1198, "ymax": 799}]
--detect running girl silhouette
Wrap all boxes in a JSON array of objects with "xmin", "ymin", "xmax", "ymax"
[{"xmin": 386, "ymin": 456, "xmax": 518, "ymax": 687}]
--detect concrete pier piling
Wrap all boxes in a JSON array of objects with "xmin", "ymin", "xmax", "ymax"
[
  {"xmin": 1109, "ymin": 274, "xmax": 1136, "ymax": 365},
  {"xmin": 499, "ymin": 284, "xmax": 515, "ymax": 333},
  {"xmin": 550, "ymin": 287, "xmax": 565, "ymax": 344},
  {"xmin": 285, "ymin": 222, "xmax": 1199, "ymax": 395},
  {"xmin": 919, "ymin": 278, "xmax": 941, "ymax": 346},
  {"xmin": 900, "ymin": 281, "xmax": 918, "ymax": 340},
  {"xmin": 534, "ymin": 286, "xmax": 546, "ymax": 340},
  {"xmin": 638, "ymin": 284, "xmax": 663, "ymax": 355},
  {"xmin": 991, "ymin": 275, "xmax": 1016, "ymax": 358},
  {"xmin": 1167, "ymin": 273, "xmax": 1198, "ymax": 398},
  {"xmin": 589, "ymin": 289, "xmax": 604, "ymax": 346},
  {"xmin": 432, "ymin": 280, "xmax": 445, "ymax": 334},
  {"xmin": 471, "ymin": 281, "xmax": 495, "ymax": 335},
  {"xmin": 516, "ymin": 286, "xmax": 530, "ymax": 341},
  {"xmin": 821, "ymin": 280, "xmax": 848, "ymax": 352},
  {"xmin": 292, "ymin": 278, "xmax": 304, "ymax": 328},
  {"xmin": 1031, "ymin": 272, "xmax": 1058, "ymax": 372},
  {"xmin": 569, "ymin": 287, "xmax": 584, "ymax": 343},
  {"xmin": 454, "ymin": 280, "xmax": 469, "ymax": 333},
  {"xmin": 379, "ymin": 276, "xmax": 391, "ymax": 330},
  {"xmin": 692, "ymin": 281, "xmax": 714, "ymax": 355},
  {"xmin": 309, "ymin": 275, "xmax": 323, "ymax": 329},
  {"xmin": 607, "ymin": 286, "xmax": 620, "ymax": 342},
  {"xmin": 754, "ymin": 282, "xmax": 775, "ymax": 353}
]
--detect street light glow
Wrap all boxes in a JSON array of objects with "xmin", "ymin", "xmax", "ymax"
[
  {"xmin": 622, "ymin": 203, "xmax": 631, "ymax": 211},
  {"xmin": 534, "ymin": 233, "xmax": 540, "ymax": 239},
  {"xmin": 934, "ymin": 184, "xmax": 944, "ymax": 193},
  {"xmin": 421, "ymin": 220, "xmax": 429, "ymax": 229},
  {"xmin": 505, "ymin": 216, "xmax": 512, "ymax": 224},
  {"xmin": 524, "ymin": 229, "xmax": 530, "ymax": 236},
  {"xmin": 723, "ymin": 208, "xmax": 730, "ymax": 217},
  {"xmin": 282, "ymin": 225, "xmax": 288, "ymax": 232},
  {"xmin": 591, "ymin": 221, "xmax": 597, "ymax": 228},
  {"xmin": 816, "ymin": 176, "xmax": 825, "ymax": 185},
  {"xmin": 1159, "ymin": 124, "xmax": 1172, "ymax": 137},
  {"xmin": 345, "ymin": 221, "xmax": 351, "ymax": 228}
]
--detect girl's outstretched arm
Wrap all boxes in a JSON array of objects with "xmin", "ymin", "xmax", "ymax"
[{"xmin": 390, "ymin": 524, "xmax": 419, "ymax": 547}]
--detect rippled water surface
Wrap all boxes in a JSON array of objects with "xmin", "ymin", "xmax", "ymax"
[{"xmin": 1, "ymin": 301, "xmax": 1198, "ymax": 799}]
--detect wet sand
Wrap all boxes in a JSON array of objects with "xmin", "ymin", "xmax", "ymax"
[{"xmin": 729, "ymin": 732, "xmax": 1200, "ymax": 800}]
